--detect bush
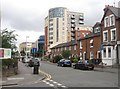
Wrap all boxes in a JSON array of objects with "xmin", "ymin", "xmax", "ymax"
[
  {"xmin": 73, "ymin": 58, "xmax": 78, "ymax": 63},
  {"xmin": 2, "ymin": 58, "xmax": 18, "ymax": 68},
  {"xmin": 53, "ymin": 55, "xmax": 63, "ymax": 63}
]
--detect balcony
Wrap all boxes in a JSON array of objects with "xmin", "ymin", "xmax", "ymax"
[
  {"xmin": 71, "ymin": 15, "xmax": 75, "ymax": 19},
  {"xmin": 71, "ymin": 33, "xmax": 75, "ymax": 37},
  {"xmin": 71, "ymin": 24, "xmax": 75, "ymax": 28},
  {"xmin": 79, "ymin": 20, "xmax": 84, "ymax": 24},
  {"xmin": 79, "ymin": 16, "xmax": 84, "ymax": 20},
  {"xmin": 71, "ymin": 20, "xmax": 75, "ymax": 23}
]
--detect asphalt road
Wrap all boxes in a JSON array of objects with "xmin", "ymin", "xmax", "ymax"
[
  {"xmin": 2, "ymin": 61, "xmax": 118, "ymax": 88},
  {"xmin": 40, "ymin": 61, "xmax": 118, "ymax": 87}
]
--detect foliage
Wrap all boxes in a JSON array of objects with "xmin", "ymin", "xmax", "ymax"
[
  {"xmin": 43, "ymin": 56, "xmax": 49, "ymax": 61},
  {"xmin": 53, "ymin": 55, "xmax": 63, "ymax": 63},
  {"xmin": 2, "ymin": 58, "xmax": 18, "ymax": 67},
  {"xmin": 1, "ymin": 28, "xmax": 18, "ymax": 49},
  {"xmin": 62, "ymin": 50, "xmax": 71, "ymax": 59},
  {"xmin": 73, "ymin": 58, "xmax": 78, "ymax": 63}
]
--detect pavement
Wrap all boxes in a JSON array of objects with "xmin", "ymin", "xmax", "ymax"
[
  {"xmin": 0, "ymin": 61, "xmax": 45, "ymax": 87},
  {"xmin": 94, "ymin": 66, "xmax": 118, "ymax": 73}
]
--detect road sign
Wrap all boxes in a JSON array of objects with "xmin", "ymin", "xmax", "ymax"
[{"xmin": 32, "ymin": 48, "xmax": 37, "ymax": 53}]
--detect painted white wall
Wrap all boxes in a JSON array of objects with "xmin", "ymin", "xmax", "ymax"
[{"xmin": 102, "ymin": 46, "xmax": 117, "ymax": 66}]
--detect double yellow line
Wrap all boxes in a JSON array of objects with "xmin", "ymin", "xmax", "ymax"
[{"xmin": 39, "ymin": 70, "xmax": 52, "ymax": 81}]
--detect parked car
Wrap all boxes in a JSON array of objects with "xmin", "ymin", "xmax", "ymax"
[
  {"xmin": 28, "ymin": 58, "xmax": 40, "ymax": 67},
  {"xmin": 73, "ymin": 60, "xmax": 94, "ymax": 70},
  {"xmin": 57, "ymin": 59, "xmax": 72, "ymax": 67}
]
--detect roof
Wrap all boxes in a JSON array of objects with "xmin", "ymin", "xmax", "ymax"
[
  {"xmin": 78, "ymin": 33, "xmax": 100, "ymax": 41},
  {"xmin": 102, "ymin": 6, "xmax": 120, "ymax": 21},
  {"xmin": 51, "ymin": 40, "xmax": 77, "ymax": 49}
]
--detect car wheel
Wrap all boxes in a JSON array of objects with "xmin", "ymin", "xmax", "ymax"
[{"xmin": 90, "ymin": 67, "xmax": 94, "ymax": 70}]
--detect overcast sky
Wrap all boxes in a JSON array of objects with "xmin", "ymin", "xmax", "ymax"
[{"xmin": 1, "ymin": 0, "xmax": 120, "ymax": 48}]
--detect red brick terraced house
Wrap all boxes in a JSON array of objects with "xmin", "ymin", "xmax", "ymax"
[
  {"xmin": 101, "ymin": 5, "xmax": 120, "ymax": 65},
  {"xmin": 50, "ymin": 40, "xmax": 78, "ymax": 59},
  {"xmin": 77, "ymin": 22, "xmax": 102, "ymax": 65}
]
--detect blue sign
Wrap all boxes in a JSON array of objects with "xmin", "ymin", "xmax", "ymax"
[{"xmin": 32, "ymin": 48, "xmax": 37, "ymax": 53}]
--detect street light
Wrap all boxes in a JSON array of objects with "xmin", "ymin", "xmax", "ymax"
[{"xmin": 26, "ymin": 36, "xmax": 29, "ymax": 59}]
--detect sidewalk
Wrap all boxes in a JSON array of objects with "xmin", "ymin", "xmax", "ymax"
[
  {"xmin": 1, "ymin": 61, "xmax": 44, "ymax": 86},
  {"xmin": 94, "ymin": 66, "xmax": 118, "ymax": 73}
]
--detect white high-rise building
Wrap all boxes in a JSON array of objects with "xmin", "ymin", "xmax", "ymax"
[{"xmin": 45, "ymin": 7, "xmax": 84, "ymax": 54}]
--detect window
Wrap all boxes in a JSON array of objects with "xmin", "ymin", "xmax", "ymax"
[
  {"xmin": 110, "ymin": 14, "xmax": 115, "ymax": 26},
  {"xmin": 111, "ymin": 28, "xmax": 116, "ymax": 41},
  {"xmin": 90, "ymin": 39, "xmax": 93, "ymax": 48},
  {"xmin": 65, "ymin": 47, "xmax": 66, "ymax": 50},
  {"xmin": 104, "ymin": 16, "xmax": 109, "ymax": 27},
  {"xmin": 97, "ymin": 51, "xmax": 101, "ymax": 59},
  {"xmin": 103, "ymin": 31, "xmax": 108, "ymax": 42},
  {"xmin": 90, "ymin": 51, "xmax": 93, "ymax": 59},
  {"xmin": 108, "ymin": 47, "xmax": 111, "ymax": 58},
  {"xmin": 69, "ymin": 46, "xmax": 71, "ymax": 50},
  {"xmin": 74, "ymin": 45, "xmax": 76, "ymax": 50},
  {"xmin": 103, "ymin": 48, "xmax": 106, "ymax": 58},
  {"xmin": 80, "ymin": 52, "xmax": 82, "ymax": 60},
  {"xmin": 80, "ymin": 42, "xmax": 83, "ymax": 49}
]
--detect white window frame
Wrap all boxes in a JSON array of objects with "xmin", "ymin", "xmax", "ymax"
[
  {"xmin": 109, "ymin": 14, "xmax": 115, "ymax": 26},
  {"xmin": 111, "ymin": 28, "xmax": 116, "ymax": 41},
  {"xmin": 97, "ymin": 51, "xmax": 101, "ymax": 59},
  {"xmin": 103, "ymin": 30, "xmax": 108, "ymax": 42},
  {"xmin": 80, "ymin": 41, "xmax": 83, "ymax": 49},
  {"xmin": 69, "ymin": 46, "xmax": 71, "ymax": 50},
  {"xmin": 104, "ymin": 16, "xmax": 109, "ymax": 27},
  {"xmin": 108, "ymin": 47, "xmax": 112, "ymax": 58},
  {"xmin": 90, "ymin": 39, "xmax": 94, "ymax": 48},
  {"xmin": 80, "ymin": 52, "xmax": 82, "ymax": 60},
  {"xmin": 74, "ymin": 45, "xmax": 76, "ymax": 50},
  {"xmin": 90, "ymin": 51, "xmax": 93, "ymax": 60}
]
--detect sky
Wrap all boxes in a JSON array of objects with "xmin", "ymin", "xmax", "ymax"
[{"xmin": 1, "ymin": 0, "xmax": 120, "ymax": 49}]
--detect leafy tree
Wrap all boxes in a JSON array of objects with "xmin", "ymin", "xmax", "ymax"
[
  {"xmin": 53, "ymin": 55, "xmax": 63, "ymax": 63},
  {"xmin": 62, "ymin": 50, "xmax": 71, "ymax": 59},
  {"xmin": 1, "ymin": 28, "xmax": 18, "ymax": 49}
]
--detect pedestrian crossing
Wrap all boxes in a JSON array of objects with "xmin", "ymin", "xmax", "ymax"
[{"xmin": 42, "ymin": 79, "xmax": 67, "ymax": 88}]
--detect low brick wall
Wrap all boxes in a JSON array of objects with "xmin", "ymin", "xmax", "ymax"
[{"xmin": 2, "ymin": 67, "xmax": 18, "ymax": 77}]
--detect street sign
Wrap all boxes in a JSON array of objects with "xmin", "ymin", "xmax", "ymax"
[
  {"xmin": 0, "ymin": 48, "xmax": 11, "ymax": 59},
  {"xmin": 32, "ymin": 48, "xmax": 37, "ymax": 53}
]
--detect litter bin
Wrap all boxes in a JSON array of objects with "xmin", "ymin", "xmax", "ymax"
[{"xmin": 33, "ymin": 60, "xmax": 40, "ymax": 74}]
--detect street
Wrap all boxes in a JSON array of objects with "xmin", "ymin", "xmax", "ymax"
[{"xmin": 2, "ymin": 61, "xmax": 118, "ymax": 88}]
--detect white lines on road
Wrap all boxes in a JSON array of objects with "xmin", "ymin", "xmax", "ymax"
[
  {"xmin": 7, "ymin": 77, "xmax": 24, "ymax": 80},
  {"xmin": 42, "ymin": 79, "xmax": 67, "ymax": 88}
]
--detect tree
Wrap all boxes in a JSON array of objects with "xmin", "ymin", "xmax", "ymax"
[
  {"xmin": 1, "ymin": 28, "xmax": 18, "ymax": 49},
  {"xmin": 62, "ymin": 50, "xmax": 71, "ymax": 59}
]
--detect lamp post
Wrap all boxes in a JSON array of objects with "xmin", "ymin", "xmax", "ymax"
[{"xmin": 26, "ymin": 36, "xmax": 29, "ymax": 59}]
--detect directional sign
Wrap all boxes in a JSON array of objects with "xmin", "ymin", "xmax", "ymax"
[{"xmin": 32, "ymin": 48, "xmax": 37, "ymax": 53}]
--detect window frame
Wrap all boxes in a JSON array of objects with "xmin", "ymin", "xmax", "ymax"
[
  {"xmin": 111, "ymin": 28, "xmax": 116, "ymax": 41},
  {"xmin": 103, "ymin": 30, "xmax": 108, "ymax": 42}
]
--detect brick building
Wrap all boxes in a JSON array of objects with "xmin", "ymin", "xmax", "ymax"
[
  {"xmin": 50, "ymin": 40, "xmax": 77, "ymax": 59},
  {"xmin": 77, "ymin": 22, "xmax": 101, "ymax": 64},
  {"xmin": 101, "ymin": 5, "xmax": 120, "ymax": 65}
]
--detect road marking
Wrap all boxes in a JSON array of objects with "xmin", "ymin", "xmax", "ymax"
[
  {"xmin": 49, "ymin": 84, "xmax": 54, "ymax": 87},
  {"xmin": 7, "ymin": 77, "xmax": 24, "ymax": 80},
  {"xmin": 57, "ymin": 83, "xmax": 62, "ymax": 86},
  {"xmin": 61, "ymin": 86, "xmax": 66, "ymax": 88},
  {"xmin": 53, "ymin": 81, "xmax": 57, "ymax": 84}
]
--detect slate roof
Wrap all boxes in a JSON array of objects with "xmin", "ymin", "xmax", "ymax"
[{"xmin": 51, "ymin": 40, "xmax": 77, "ymax": 49}]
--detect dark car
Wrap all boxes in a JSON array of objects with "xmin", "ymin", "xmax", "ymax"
[
  {"xmin": 57, "ymin": 59, "xmax": 72, "ymax": 67},
  {"xmin": 28, "ymin": 58, "xmax": 40, "ymax": 67},
  {"xmin": 73, "ymin": 60, "xmax": 94, "ymax": 70}
]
